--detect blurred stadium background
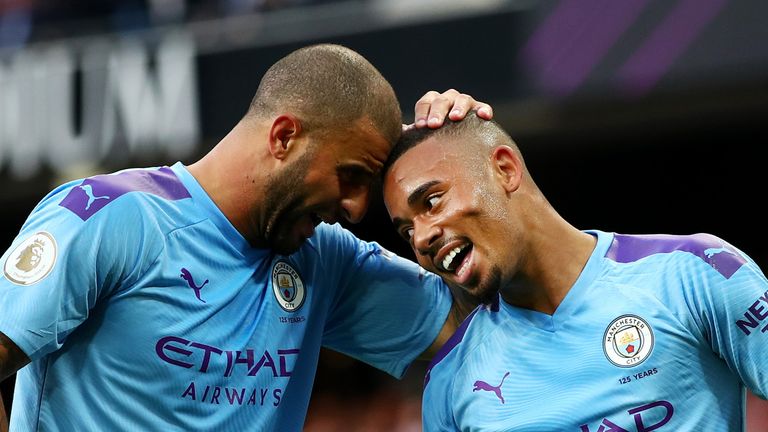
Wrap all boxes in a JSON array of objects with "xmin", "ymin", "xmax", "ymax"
[{"xmin": 1, "ymin": 0, "xmax": 767, "ymax": 430}]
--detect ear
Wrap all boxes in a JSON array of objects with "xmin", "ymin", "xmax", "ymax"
[
  {"xmin": 491, "ymin": 145, "xmax": 523, "ymax": 193},
  {"xmin": 268, "ymin": 114, "xmax": 303, "ymax": 160}
]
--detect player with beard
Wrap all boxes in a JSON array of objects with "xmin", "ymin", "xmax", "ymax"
[
  {"xmin": 383, "ymin": 112, "xmax": 768, "ymax": 431},
  {"xmin": 0, "ymin": 44, "xmax": 492, "ymax": 431}
]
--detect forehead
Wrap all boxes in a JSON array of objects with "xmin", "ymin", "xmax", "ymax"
[
  {"xmin": 324, "ymin": 119, "xmax": 391, "ymax": 168},
  {"xmin": 385, "ymin": 136, "xmax": 466, "ymax": 193}
]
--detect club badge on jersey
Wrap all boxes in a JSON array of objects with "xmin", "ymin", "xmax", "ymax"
[
  {"xmin": 3, "ymin": 231, "xmax": 58, "ymax": 286},
  {"xmin": 271, "ymin": 260, "xmax": 306, "ymax": 312},
  {"xmin": 603, "ymin": 314, "xmax": 655, "ymax": 367}
]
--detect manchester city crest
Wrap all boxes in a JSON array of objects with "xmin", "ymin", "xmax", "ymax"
[
  {"xmin": 603, "ymin": 315, "xmax": 654, "ymax": 367},
  {"xmin": 271, "ymin": 260, "xmax": 306, "ymax": 312}
]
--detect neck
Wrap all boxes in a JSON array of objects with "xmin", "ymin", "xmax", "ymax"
[
  {"xmin": 187, "ymin": 120, "xmax": 272, "ymax": 246},
  {"xmin": 499, "ymin": 196, "xmax": 597, "ymax": 315}
]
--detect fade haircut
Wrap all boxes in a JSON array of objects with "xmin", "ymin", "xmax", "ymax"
[
  {"xmin": 384, "ymin": 111, "xmax": 522, "ymax": 175},
  {"xmin": 248, "ymin": 44, "xmax": 402, "ymax": 146}
]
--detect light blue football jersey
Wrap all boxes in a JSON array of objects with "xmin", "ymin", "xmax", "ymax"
[
  {"xmin": 423, "ymin": 230, "xmax": 768, "ymax": 431},
  {"xmin": 0, "ymin": 162, "xmax": 451, "ymax": 431}
]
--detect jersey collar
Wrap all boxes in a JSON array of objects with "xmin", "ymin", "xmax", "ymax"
[{"xmin": 170, "ymin": 162, "xmax": 270, "ymax": 260}]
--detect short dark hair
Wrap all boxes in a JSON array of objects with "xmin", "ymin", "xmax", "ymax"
[
  {"xmin": 384, "ymin": 111, "xmax": 516, "ymax": 175},
  {"xmin": 248, "ymin": 44, "xmax": 402, "ymax": 145}
]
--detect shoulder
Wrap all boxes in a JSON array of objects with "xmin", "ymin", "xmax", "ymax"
[
  {"xmin": 303, "ymin": 222, "xmax": 387, "ymax": 261},
  {"xmin": 58, "ymin": 166, "xmax": 190, "ymax": 218},
  {"xmin": 605, "ymin": 232, "xmax": 747, "ymax": 279},
  {"xmin": 39, "ymin": 166, "xmax": 202, "ymax": 237},
  {"xmin": 16, "ymin": 166, "xmax": 200, "ymax": 262},
  {"xmin": 306, "ymin": 223, "xmax": 359, "ymax": 248}
]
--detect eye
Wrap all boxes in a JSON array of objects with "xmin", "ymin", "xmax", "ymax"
[
  {"xmin": 426, "ymin": 194, "xmax": 441, "ymax": 209},
  {"xmin": 402, "ymin": 227, "xmax": 414, "ymax": 242}
]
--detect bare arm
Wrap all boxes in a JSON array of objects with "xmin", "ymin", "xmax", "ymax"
[
  {"xmin": 1, "ymin": 391, "xmax": 7, "ymax": 432},
  {"xmin": 0, "ymin": 333, "xmax": 29, "ymax": 384},
  {"xmin": 0, "ymin": 332, "xmax": 30, "ymax": 430},
  {"xmin": 420, "ymin": 288, "xmax": 480, "ymax": 360},
  {"xmin": 747, "ymin": 391, "xmax": 768, "ymax": 431}
]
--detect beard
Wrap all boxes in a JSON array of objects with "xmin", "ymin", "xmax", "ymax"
[
  {"xmin": 443, "ymin": 263, "xmax": 503, "ymax": 309},
  {"xmin": 261, "ymin": 150, "xmax": 315, "ymax": 255},
  {"xmin": 475, "ymin": 265, "xmax": 503, "ymax": 306}
]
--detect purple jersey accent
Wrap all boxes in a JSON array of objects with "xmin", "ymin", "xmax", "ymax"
[
  {"xmin": 425, "ymin": 295, "xmax": 500, "ymax": 386},
  {"xmin": 59, "ymin": 167, "xmax": 191, "ymax": 221},
  {"xmin": 425, "ymin": 306, "xmax": 483, "ymax": 387},
  {"xmin": 606, "ymin": 233, "xmax": 746, "ymax": 279}
]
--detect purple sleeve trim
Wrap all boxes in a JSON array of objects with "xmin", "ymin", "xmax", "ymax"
[
  {"xmin": 59, "ymin": 167, "xmax": 191, "ymax": 221},
  {"xmin": 424, "ymin": 306, "xmax": 483, "ymax": 387},
  {"xmin": 606, "ymin": 233, "xmax": 746, "ymax": 279}
]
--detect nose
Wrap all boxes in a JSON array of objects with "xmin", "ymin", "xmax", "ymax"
[
  {"xmin": 340, "ymin": 187, "xmax": 370, "ymax": 224},
  {"xmin": 413, "ymin": 218, "xmax": 442, "ymax": 257}
]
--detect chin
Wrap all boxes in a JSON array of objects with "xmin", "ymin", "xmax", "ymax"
[
  {"xmin": 447, "ymin": 280, "xmax": 496, "ymax": 308},
  {"xmin": 473, "ymin": 267, "xmax": 503, "ymax": 305}
]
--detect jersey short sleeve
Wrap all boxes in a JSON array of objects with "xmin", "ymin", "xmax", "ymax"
[
  {"xmin": 0, "ymin": 181, "xmax": 163, "ymax": 360},
  {"xmin": 316, "ymin": 223, "xmax": 452, "ymax": 378},
  {"xmin": 677, "ymin": 235, "xmax": 768, "ymax": 398}
]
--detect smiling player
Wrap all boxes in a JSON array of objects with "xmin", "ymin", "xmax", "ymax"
[{"xmin": 383, "ymin": 112, "xmax": 768, "ymax": 431}]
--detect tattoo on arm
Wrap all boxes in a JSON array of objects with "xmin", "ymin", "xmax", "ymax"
[{"xmin": 0, "ymin": 333, "xmax": 30, "ymax": 384}]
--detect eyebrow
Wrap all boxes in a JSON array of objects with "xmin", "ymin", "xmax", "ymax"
[
  {"xmin": 407, "ymin": 180, "xmax": 440, "ymax": 206},
  {"xmin": 390, "ymin": 180, "xmax": 440, "ymax": 231},
  {"xmin": 392, "ymin": 180, "xmax": 440, "ymax": 229}
]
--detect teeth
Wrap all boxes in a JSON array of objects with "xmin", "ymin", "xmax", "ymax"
[
  {"xmin": 442, "ymin": 245, "xmax": 466, "ymax": 271},
  {"xmin": 457, "ymin": 254, "xmax": 471, "ymax": 277}
]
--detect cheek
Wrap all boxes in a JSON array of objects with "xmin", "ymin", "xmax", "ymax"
[
  {"xmin": 305, "ymin": 177, "xmax": 340, "ymax": 201},
  {"xmin": 443, "ymin": 200, "xmax": 483, "ymax": 223},
  {"xmin": 415, "ymin": 254, "xmax": 435, "ymax": 271},
  {"xmin": 463, "ymin": 186, "xmax": 504, "ymax": 221}
]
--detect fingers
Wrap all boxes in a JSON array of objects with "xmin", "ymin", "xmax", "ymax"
[
  {"xmin": 413, "ymin": 90, "xmax": 445, "ymax": 128},
  {"xmin": 471, "ymin": 102, "xmax": 493, "ymax": 121},
  {"xmin": 443, "ymin": 92, "xmax": 493, "ymax": 122},
  {"xmin": 413, "ymin": 89, "xmax": 494, "ymax": 129}
]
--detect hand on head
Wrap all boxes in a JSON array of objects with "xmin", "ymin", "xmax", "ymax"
[{"xmin": 405, "ymin": 89, "xmax": 494, "ymax": 131}]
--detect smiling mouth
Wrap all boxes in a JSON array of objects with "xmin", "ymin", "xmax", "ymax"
[{"xmin": 440, "ymin": 243, "xmax": 473, "ymax": 276}]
